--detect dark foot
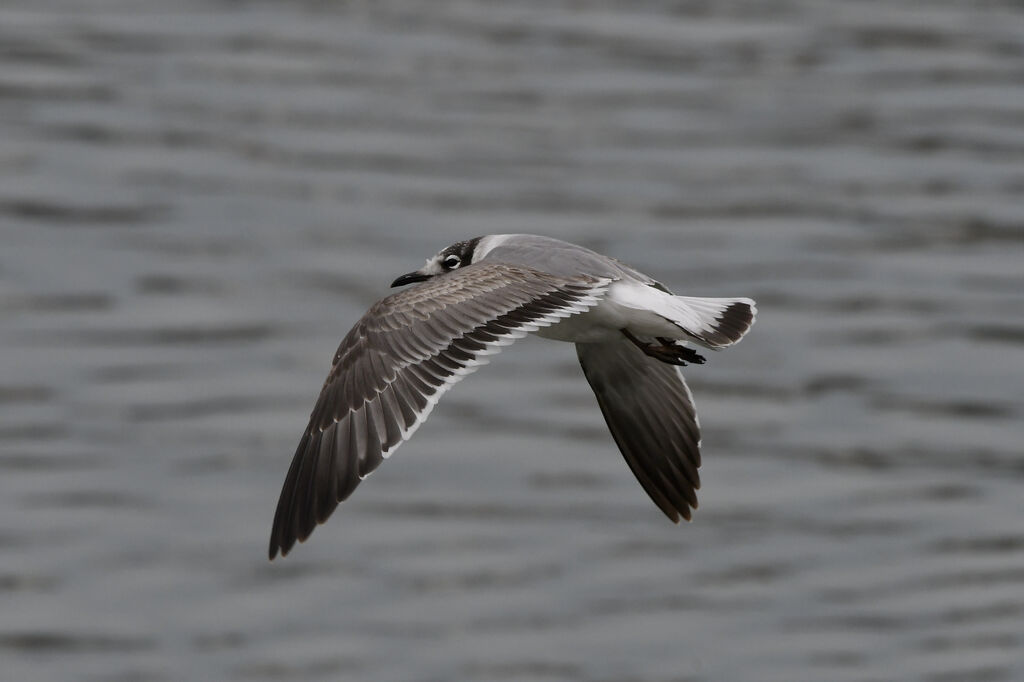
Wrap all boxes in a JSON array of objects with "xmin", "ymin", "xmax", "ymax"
[
  {"xmin": 621, "ymin": 329, "xmax": 706, "ymax": 366},
  {"xmin": 657, "ymin": 337, "xmax": 706, "ymax": 365}
]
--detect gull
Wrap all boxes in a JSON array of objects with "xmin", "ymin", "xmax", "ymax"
[{"xmin": 269, "ymin": 235, "xmax": 756, "ymax": 558}]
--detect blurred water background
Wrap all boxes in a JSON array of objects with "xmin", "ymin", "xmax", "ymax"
[{"xmin": 2, "ymin": 1, "xmax": 1023, "ymax": 680}]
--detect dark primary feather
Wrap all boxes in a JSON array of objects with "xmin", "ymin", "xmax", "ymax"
[
  {"xmin": 269, "ymin": 262, "xmax": 610, "ymax": 559},
  {"xmin": 576, "ymin": 337, "xmax": 702, "ymax": 523}
]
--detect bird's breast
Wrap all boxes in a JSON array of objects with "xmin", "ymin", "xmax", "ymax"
[
  {"xmin": 534, "ymin": 298, "xmax": 630, "ymax": 343},
  {"xmin": 534, "ymin": 282, "xmax": 682, "ymax": 343}
]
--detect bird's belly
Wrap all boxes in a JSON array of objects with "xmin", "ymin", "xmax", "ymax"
[
  {"xmin": 535, "ymin": 292, "xmax": 677, "ymax": 343},
  {"xmin": 535, "ymin": 311, "xmax": 622, "ymax": 343}
]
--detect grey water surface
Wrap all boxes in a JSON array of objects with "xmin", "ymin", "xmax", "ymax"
[{"xmin": 2, "ymin": 1, "xmax": 1023, "ymax": 680}]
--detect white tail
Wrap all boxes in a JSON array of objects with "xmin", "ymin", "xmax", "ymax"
[{"xmin": 662, "ymin": 296, "xmax": 757, "ymax": 349}]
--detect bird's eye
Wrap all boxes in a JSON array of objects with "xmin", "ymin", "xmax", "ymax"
[{"xmin": 442, "ymin": 255, "xmax": 461, "ymax": 269}]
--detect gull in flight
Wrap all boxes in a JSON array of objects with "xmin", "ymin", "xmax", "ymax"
[{"xmin": 269, "ymin": 234, "xmax": 756, "ymax": 558}]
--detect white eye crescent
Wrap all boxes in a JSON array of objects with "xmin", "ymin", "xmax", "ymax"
[{"xmin": 442, "ymin": 255, "xmax": 461, "ymax": 269}]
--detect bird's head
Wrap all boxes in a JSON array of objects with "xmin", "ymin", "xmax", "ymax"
[{"xmin": 391, "ymin": 237, "xmax": 482, "ymax": 287}]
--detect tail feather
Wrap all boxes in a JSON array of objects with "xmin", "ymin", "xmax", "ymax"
[{"xmin": 666, "ymin": 296, "xmax": 757, "ymax": 349}]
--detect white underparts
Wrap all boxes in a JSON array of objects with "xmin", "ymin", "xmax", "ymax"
[{"xmin": 538, "ymin": 281, "xmax": 756, "ymax": 348}]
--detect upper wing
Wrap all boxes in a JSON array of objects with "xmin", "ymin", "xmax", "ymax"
[
  {"xmin": 576, "ymin": 337, "xmax": 702, "ymax": 523},
  {"xmin": 270, "ymin": 262, "xmax": 612, "ymax": 558}
]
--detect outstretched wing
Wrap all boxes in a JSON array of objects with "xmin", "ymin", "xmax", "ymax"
[
  {"xmin": 270, "ymin": 262, "xmax": 612, "ymax": 558},
  {"xmin": 576, "ymin": 337, "xmax": 702, "ymax": 523}
]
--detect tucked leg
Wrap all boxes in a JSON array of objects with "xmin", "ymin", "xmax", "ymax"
[
  {"xmin": 657, "ymin": 337, "xmax": 706, "ymax": 365},
  {"xmin": 621, "ymin": 329, "xmax": 705, "ymax": 366}
]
